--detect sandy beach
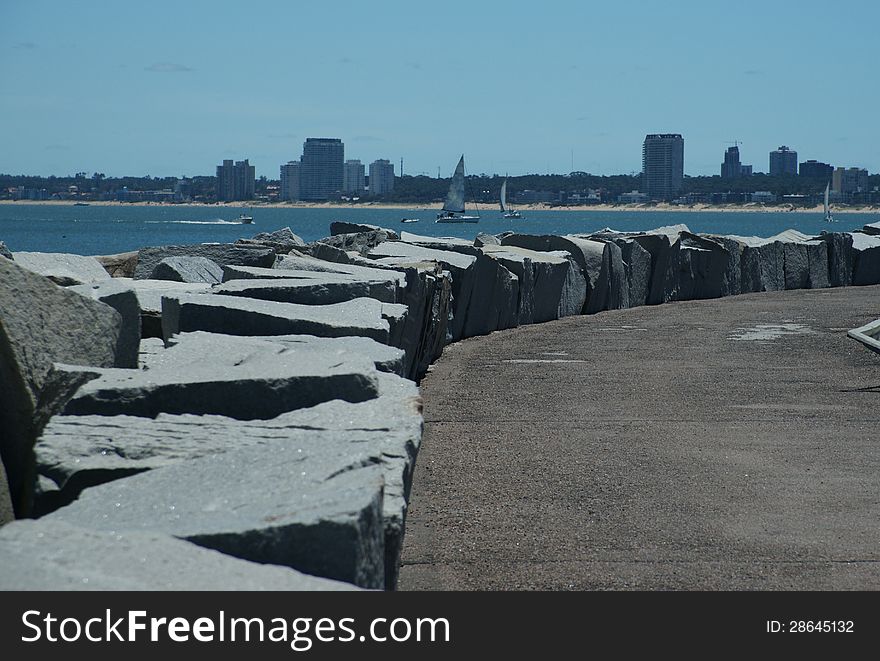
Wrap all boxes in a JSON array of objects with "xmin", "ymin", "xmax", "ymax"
[{"xmin": 2, "ymin": 199, "xmax": 878, "ymax": 214}]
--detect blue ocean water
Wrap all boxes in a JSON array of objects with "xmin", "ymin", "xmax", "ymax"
[{"xmin": 0, "ymin": 204, "xmax": 875, "ymax": 255}]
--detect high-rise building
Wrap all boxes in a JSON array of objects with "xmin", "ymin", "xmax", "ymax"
[
  {"xmin": 343, "ymin": 160, "xmax": 365, "ymax": 194},
  {"xmin": 280, "ymin": 161, "xmax": 301, "ymax": 201},
  {"xmin": 721, "ymin": 146, "xmax": 741, "ymax": 179},
  {"xmin": 769, "ymin": 146, "xmax": 798, "ymax": 176},
  {"xmin": 369, "ymin": 159, "xmax": 395, "ymax": 196},
  {"xmin": 832, "ymin": 167, "xmax": 869, "ymax": 196},
  {"xmin": 799, "ymin": 160, "xmax": 833, "ymax": 180},
  {"xmin": 299, "ymin": 138, "xmax": 344, "ymax": 201},
  {"xmin": 216, "ymin": 159, "xmax": 255, "ymax": 201},
  {"xmin": 642, "ymin": 134, "xmax": 684, "ymax": 200}
]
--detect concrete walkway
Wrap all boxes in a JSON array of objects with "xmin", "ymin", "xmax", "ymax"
[{"xmin": 398, "ymin": 286, "xmax": 880, "ymax": 590}]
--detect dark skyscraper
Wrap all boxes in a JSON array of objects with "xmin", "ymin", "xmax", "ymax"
[
  {"xmin": 769, "ymin": 146, "xmax": 798, "ymax": 176},
  {"xmin": 300, "ymin": 138, "xmax": 344, "ymax": 201},
  {"xmin": 642, "ymin": 134, "xmax": 684, "ymax": 200},
  {"xmin": 721, "ymin": 146, "xmax": 742, "ymax": 179},
  {"xmin": 216, "ymin": 159, "xmax": 255, "ymax": 201},
  {"xmin": 799, "ymin": 160, "xmax": 833, "ymax": 179}
]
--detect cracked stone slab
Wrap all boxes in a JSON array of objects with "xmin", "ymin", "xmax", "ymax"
[
  {"xmin": 39, "ymin": 371, "xmax": 420, "ymax": 589},
  {"xmin": 161, "ymin": 293, "xmax": 406, "ymax": 345},
  {"xmin": 134, "ymin": 244, "xmax": 276, "ymax": 279},
  {"xmin": 45, "ymin": 439, "xmax": 387, "ymax": 588},
  {"xmin": 63, "ymin": 331, "xmax": 380, "ymax": 420},
  {"xmin": 69, "ymin": 280, "xmax": 141, "ymax": 368},
  {"xmin": 214, "ymin": 275, "xmax": 398, "ymax": 305},
  {"xmin": 11, "ymin": 251, "xmax": 111, "ymax": 286},
  {"xmin": 151, "ymin": 255, "xmax": 224, "ymax": 284},
  {"xmin": 0, "ymin": 519, "xmax": 360, "ymax": 590}
]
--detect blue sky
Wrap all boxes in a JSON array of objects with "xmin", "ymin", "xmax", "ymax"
[{"xmin": 2, "ymin": 0, "xmax": 877, "ymax": 179}]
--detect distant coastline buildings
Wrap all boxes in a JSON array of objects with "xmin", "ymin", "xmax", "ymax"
[
  {"xmin": 642, "ymin": 133, "xmax": 684, "ymax": 201},
  {"xmin": 216, "ymin": 159, "xmax": 255, "ymax": 201},
  {"xmin": 769, "ymin": 146, "xmax": 798, "ymax": 176},
  {"xmin": 833, "ymin": 167, "xmax": 869, "ymax": 197}
]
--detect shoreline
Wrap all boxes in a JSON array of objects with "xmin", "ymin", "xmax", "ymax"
[{"xmin": 1, "ymin": 199, "xmax": 878, "ymax": 214}]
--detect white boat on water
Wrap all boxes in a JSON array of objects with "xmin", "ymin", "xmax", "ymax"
[
  {"xmin": 238, "ymin": 213, "xmax": 254, "ymax": 224},
  {"xmin": 823, "ymin": 182, "xmax": 835, "ymax": 223},
  {"xmin": 401, "ymin": 217, "xmax": 420, "ymax": 224},
  {"xmin": 500, "ymin": 178, "xmax": 522, "ymax": 219},
  {"xmin": 436, "ymin": 155, "xmax": 480, "ymax": 223}
]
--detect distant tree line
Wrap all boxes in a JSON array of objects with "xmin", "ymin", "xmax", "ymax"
[{"xmin": 2, "ymin": 171, "xmax": 877, "ymax": 204}]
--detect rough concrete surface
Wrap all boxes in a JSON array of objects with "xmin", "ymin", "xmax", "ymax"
[{"xmin": 399, "ymin": 285, "xmax": 880, "ymax": 590}]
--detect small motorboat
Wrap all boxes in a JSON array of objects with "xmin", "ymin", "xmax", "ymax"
[
  {"xmin": 238, "ymin": 213, "xmax": 254, "ymax": 224},
  {"xmin": 401, "ymin": 218, "xmax": 420, "ymax": 223}
]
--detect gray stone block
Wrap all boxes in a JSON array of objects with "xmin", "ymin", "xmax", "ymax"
[
  {"xmin": 39, "ymin": 371, "xmax": 421, "ymax": 588},
  {"xmin": 0, "ymin": 258, "xmax": 118, "ymax": 516},
  {"xmin": 810, "ymin": 232, "xmax": 853, "ymax": 287},
  {"xmin": 480, "ymin": 244, "xmax": 580, "ymax": 323},
  {"xmin": 134, "ymin": 244, "xmax": 276, "ymax": 279},
  {"xmin": 236, "ymin": 227, "xmax": 306, "ymax": 253},
  {"xmin": 474, "ymin": 232, "xmax": 500, "ymax": 247},
  {"xmin": 369, "ymin": 241, "xmax": 478, "ymax": 341},
  {"xmin": 331, "ymin": 222, "xmax": 399, "ymax": 239},
  {"xmin": 161, "ymin": 293, "xmax": 405, "ymax": 345},
  {"xmin": 852, "ymin": 233, "xmax": 880, "ymax": 285},
  {"xmin": 663, "ymin": 232, "xmax": 730, "ymax": 301},
  {"xmin": 63, "ymin": 331, "xmax": 381, "ymax": 420},
  {"xmin": 318, "ymin": 230, "xmax": 399, "ymax": 256},
  {"xmin": 46, "ymin": 440, "xmax": 387, "ymax": 588},
  {"xmin": 214, "ymin": 275, "xmax": 398, "ymax": 305},
  {"xmin": 151, "ymin": 255, "xmax": 224, "ymax": 284},
  {"xmin": 274, "ymin": 253, "xmax": 409, "ymax": 289},
  {"xmin": 69, "ymin": 281, "xmax": 141, "ymax": 368},
  {"xmin": 0, "ymin": 242, "xmax": 13, "ymax": 260},
  {"xmin": 0, "ymin": 519, "xmax": 361, "ymax": 590},
  {"xmin": 11, "ymin": 251, "xmax": 111, "ymax": 286},
  {"xmin": 93, "ymin": 251, "xmax": 138, "ymax": 278},
  {"xmin": 0, "ymin": 458, "xmax": 12, "ymax": 526}
]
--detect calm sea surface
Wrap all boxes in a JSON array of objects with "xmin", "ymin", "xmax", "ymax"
[{"xmin": 0, "ymin": 204, "xmax": 875, "ymax": 255}]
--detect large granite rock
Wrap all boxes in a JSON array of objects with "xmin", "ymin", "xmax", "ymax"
[
  {"xmin": 852, "ymin": 233, "xmax": 880, "ymax": 286},
  {"xmin": 274, "ymin": 252, "xmax": 409, "ymax": 290},
  {"xmin": 810, "ymin": 232, "xmax": 853, "ymax": 287},
  {"xmin": 860, "ymin": 221, "xmax": 880, "ymax": 236},
  {"xmin": 0, "ymin": 520, "xmax": 360, "ymax": 590},
  {"xmin": 39, "ymin": 371, "xmax": 421, "ymax": 589},
  {"xmin": 0, "ymin": 242, "xmax": 13, "ymax": 260},
  {"xmin": 150, "ymin": 255, "xmax": 224, "ymax": 284},
  {"xmin": 63, "ymin": 331, "xmax": 381, "ymax": 420},
  {"xmin": 134, "ymin": 243, "xmax": 276, "ymax": 279},
  {"xmin": 236, "ymin": 227, "xmax": 306, "ymax": 253},
  {"xmin": 110, "ymin": 279, "xmax": 211, "ymax": 339},
  {"xmin": 11, "ymin": 251, "xmax": 111, "ymax": 286},
  {"xmin": 317, "ymin": 230, "xmax": 400, "ymax": 256},
  {"xmin": 703, "ymin": 236, "xmax": 744, "ymax": 297},
  {"xmin": 663, "ymin": 231, "xmax": 730, "ymax": 301},
  {"xmin": 161, "ymin": 293, "xmax": 406, "ymax": 345},
  {"xmin": 501, "ymin": 233, "xmax": 615, "ymax": 313},
  {"xmin": 0, "ymin": 258, "xmax": 119, "ymax": 516},
  {"xmin": 369, "ymin": 241, "xmax": 482, "ymax": 341},
  {"xmin": 214, "ymin": 274, "xmax": 398, "ymax": 305},
  {"xmin": 474, "ymin": 232, "xmax": 500, "ymax": 247},
  {"xmin": 331, "ymin": 222, "xmax": 399, "ymax": 240},
  {"xmin": 0, "ymin": 459, "xmax": 13, "ymax": 526},
  {"xmin": 46, "ymin": 440, "xmax": 387, "ymax": 588},
  {"xmin": 69, "ymin": 281, "xmax": 141, "ymax": 368},
  {"xmin": 93, "ymin": 250, "xmax": 138, "ymax": 278},
  {"xmin": 480, "ymin": 244, "xmax": 583, "ymax": 323}
]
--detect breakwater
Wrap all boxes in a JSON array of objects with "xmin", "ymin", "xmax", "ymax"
[{"xmin": 1, "ymin": 219, "xmax": 879, "ymax": 590}]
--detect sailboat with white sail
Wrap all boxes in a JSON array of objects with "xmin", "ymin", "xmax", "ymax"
[
  {"xmin": 500, "ymin": 178, "xmax": 522, "ymax": 219},
  {"xmin": 823, "ymin": 182, "xmax": 835, "ymax": 223},
  {"xmin": 436, "ymin": 155, "xmax": 480, "ymax": 223}
]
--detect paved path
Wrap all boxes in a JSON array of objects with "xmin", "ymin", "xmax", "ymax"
[{"xmin": 398, "ymin": 286, "xmax": 880, "ymax": 590}]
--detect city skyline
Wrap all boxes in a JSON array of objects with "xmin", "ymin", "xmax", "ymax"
[{"xmin": 2, "ymin": 0, "xmax": 878, "ymax": 178}]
